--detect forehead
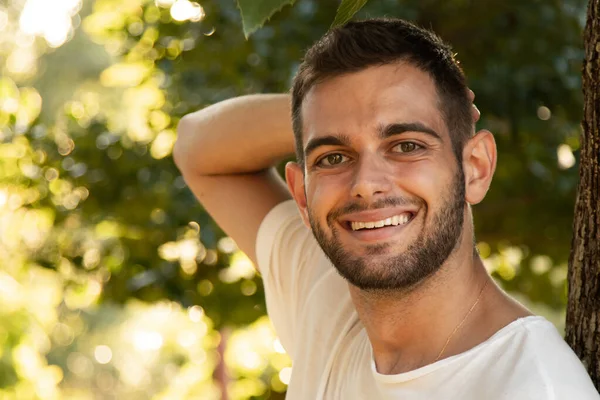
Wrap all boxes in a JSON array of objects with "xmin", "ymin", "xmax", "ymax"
[{"xmin": 301, "ymin": 63, "xmax": 447, "ymax": 145}]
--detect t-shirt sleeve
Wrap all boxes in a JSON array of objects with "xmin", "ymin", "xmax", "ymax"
[
  {"xmin": 255, "ymin": 200, "xmax": 312, "ymax": 358},
  {"xmin": 255, "ymin": 200, "xmax": 354, "ymax": 360},
  {"xmin": 510, "ymin": 320, "xmax": 600, "ymax": 400}
]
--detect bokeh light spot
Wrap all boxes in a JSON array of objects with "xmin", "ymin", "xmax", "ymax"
[
  {"xmin": 94, "ymin": 345, "xmax": 113, "ymax": 364},
  {"xmin": 278, "ymin": 367, "xmax": 292, "ymax": 385},
  {"xmin": 188, "ymin": 305, "xmax": 204, "ymax": 322},
  {"xmin": 557, "ymin": 144, "xmax": 576, "ymax": 169},
  {"xmin": 170, "ymin": 0, "xmax": 205, "ymax": 22},
  {"xmin": 537, "ymin": 106, "xmax": 551, "ymax": 120}
]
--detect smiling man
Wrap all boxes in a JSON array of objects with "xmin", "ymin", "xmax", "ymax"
[{"xmin": 174, "ymin": 18, "xmax": 599, "ymax": 399}]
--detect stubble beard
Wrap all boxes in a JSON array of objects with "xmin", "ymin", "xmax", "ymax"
[{"xmin": 308, "ymin": 170, "xmax": 466, "ymax": 292}]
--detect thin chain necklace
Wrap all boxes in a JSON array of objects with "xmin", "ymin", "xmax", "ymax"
[{"xmin": 434, "ymin": 279, "xmax": 489, "ymax": 362}]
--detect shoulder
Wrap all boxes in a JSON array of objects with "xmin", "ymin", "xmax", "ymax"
[
  {"xmin": 255, "ymin": 199, "xmax": 350, "ymax": 307},
  {"xmin": 255, "ymin": 200, "xmax": 356, "ymax": 360},
  {"xmin": 494, "ymin": 317, "xmax": 599, "ymax": 399},
  {"xmin": 255, "ymin": 200, "xmax": 309, "ymax": 274}
]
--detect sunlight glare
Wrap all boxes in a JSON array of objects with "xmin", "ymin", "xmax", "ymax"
[
  {"xmin": 19, "ymin": 0, "xmax": 82, "ymax": 48},
  {"xmin": 170, "ymin": 0, "xmax": 205, "ymax": 22},
  {"xmin": 133, "ymin": 330, "xmax": 164, "ymax": 351}
]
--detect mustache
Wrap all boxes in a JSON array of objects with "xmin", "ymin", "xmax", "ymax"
[{"xmin": 327, "ymin": 196, "xmax": 424, "ymax": 223}]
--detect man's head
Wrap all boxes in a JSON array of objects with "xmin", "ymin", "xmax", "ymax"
[
  {"xmin": 291, "ymin": 18, "xmax": 473, "ymax": 168},
  {"xmin": 285, "ymin": 18, "xmax": 496, "ymax": 292}
]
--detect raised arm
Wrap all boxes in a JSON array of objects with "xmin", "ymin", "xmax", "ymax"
[{"xmin": 173, "ymin": 94, "xmax": 294, "ymax": 265}]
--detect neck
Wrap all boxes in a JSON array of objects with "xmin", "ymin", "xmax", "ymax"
[{"xmin": 349, "ymin": 242, "xmax": 492, "ymax": 374}]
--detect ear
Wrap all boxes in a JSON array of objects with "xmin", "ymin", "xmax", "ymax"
[
  {"xmin": 285, "ymin": 162, "xmax": 311, "ymax": 228},
  {"xmin": 462, "ymin": 129, "xmax": 497, "ymax": 205}
]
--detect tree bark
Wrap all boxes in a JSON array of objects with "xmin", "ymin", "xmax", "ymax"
[{"xmin": 565, "ymin": 0, "xmax": 600, "ymax": 390}]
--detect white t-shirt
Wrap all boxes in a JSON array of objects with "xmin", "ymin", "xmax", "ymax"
[{"xmin": 256, "ymin": 200, "xmax": 600, "ymax": 399}]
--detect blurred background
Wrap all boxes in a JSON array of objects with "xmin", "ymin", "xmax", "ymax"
[{"xmin": 0, "ymin": 0, "xmax": 588, "ymax": 398}]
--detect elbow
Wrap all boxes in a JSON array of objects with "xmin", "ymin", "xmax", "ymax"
[
  {"xmin": 173, "ymin": 114, "xmax": 198, "ymax": 173},
  {"xmin": 176, "ymin": 113, "xmax": 194, "ymax": 142},
  {"xmin": 172, "ymin": 139, "xmax": 186, "ymax": 173}
]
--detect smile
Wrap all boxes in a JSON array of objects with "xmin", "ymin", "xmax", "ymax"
[
  {"xmin": 350, "ymin": 212, "xmax": 412, "ymax": 231},
  {"xmin": 338, "ymin": 209, "xmax": 418, "ymax": 243}
]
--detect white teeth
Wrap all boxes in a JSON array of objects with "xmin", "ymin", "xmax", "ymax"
[{"xmin": 350, "ymin": 213, "xmax": 412, "ymax": 231}]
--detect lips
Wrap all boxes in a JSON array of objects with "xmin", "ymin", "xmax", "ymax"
[{"xmin": 337, "ymin": 208, "xmax": 419, "ymax": 243}]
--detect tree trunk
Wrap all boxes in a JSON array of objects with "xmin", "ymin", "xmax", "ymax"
[{"xmin": 565, "ymin": 0, "xmax": 600, "ymax": 390}]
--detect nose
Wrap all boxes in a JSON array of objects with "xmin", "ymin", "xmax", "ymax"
[{"xmin": 350, "ymin": 155, "xmax": 393, "ymax": 201}]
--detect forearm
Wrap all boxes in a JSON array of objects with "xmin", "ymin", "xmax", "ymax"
[{"xmin": 174, "ymin": 94, "xmax": 295, "ymax": 176}]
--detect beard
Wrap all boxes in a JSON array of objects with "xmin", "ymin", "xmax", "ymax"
[{"xmin": 308, "ymin": 169, "xmax": 466, "ymax": 291}]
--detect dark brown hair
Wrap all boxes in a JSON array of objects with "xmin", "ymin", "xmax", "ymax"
[{"xmin": 291, "ymin": 18, "xmax": 472, "ymax": 167}]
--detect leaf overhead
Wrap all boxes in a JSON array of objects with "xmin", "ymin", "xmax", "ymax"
[
  {"xmin": 331, "ymin": 0, "xmax": 369, "ymax": 28},
  {"xmin": 237, "ymin": 0, "xmax": 297, "ymax": 38}
]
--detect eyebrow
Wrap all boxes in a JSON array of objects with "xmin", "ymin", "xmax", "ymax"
[
  {"xmin": 378, "ymin": 122, "xmax": 442, "ymax": 141},
  {"xmin": 303, "ymin": 122, "xmax": 442, "ymax": 160},
  {"xmin": 304, "ymin": 134, "xmax": 352, "ymax": 159}
]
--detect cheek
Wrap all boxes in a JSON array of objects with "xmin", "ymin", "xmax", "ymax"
[
  {"xmin": 306, "ymin": 174, "xmax": 350, "ymax": 219},
  {"xmin": 392, "ymin": 160, "xmax": 455, "ymax": 205}
]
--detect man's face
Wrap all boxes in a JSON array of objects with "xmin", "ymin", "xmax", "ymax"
[{"xmin": 298, "ymin": 63, "xmax": 467, "ymax": 291}]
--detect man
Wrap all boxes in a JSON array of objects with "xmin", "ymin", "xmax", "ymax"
[{"xmin": 174, "ymin": 18, "xmax": 599, "ymax": 399}]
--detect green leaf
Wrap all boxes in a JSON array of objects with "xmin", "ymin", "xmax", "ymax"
[
  {"xmin": 331, "ymin": 0, "xmax": 369, "ymax": 28},
  {"xmin": 237, "ymin": 0, "xmax": 297, "ymax": 38}
]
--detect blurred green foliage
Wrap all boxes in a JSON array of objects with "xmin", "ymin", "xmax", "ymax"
[{"xmin": 0, "ymin": 0, "xmax": 587, "ymax": 398}]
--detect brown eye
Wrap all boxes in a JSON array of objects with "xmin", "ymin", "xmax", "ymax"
[
  {"xmin": 318, "ymin": 153, "xmax": 347, "ymax": 167},
  {"xmin": 394, "ymin": 142, "xmax": 420, "ymax": 153}
]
